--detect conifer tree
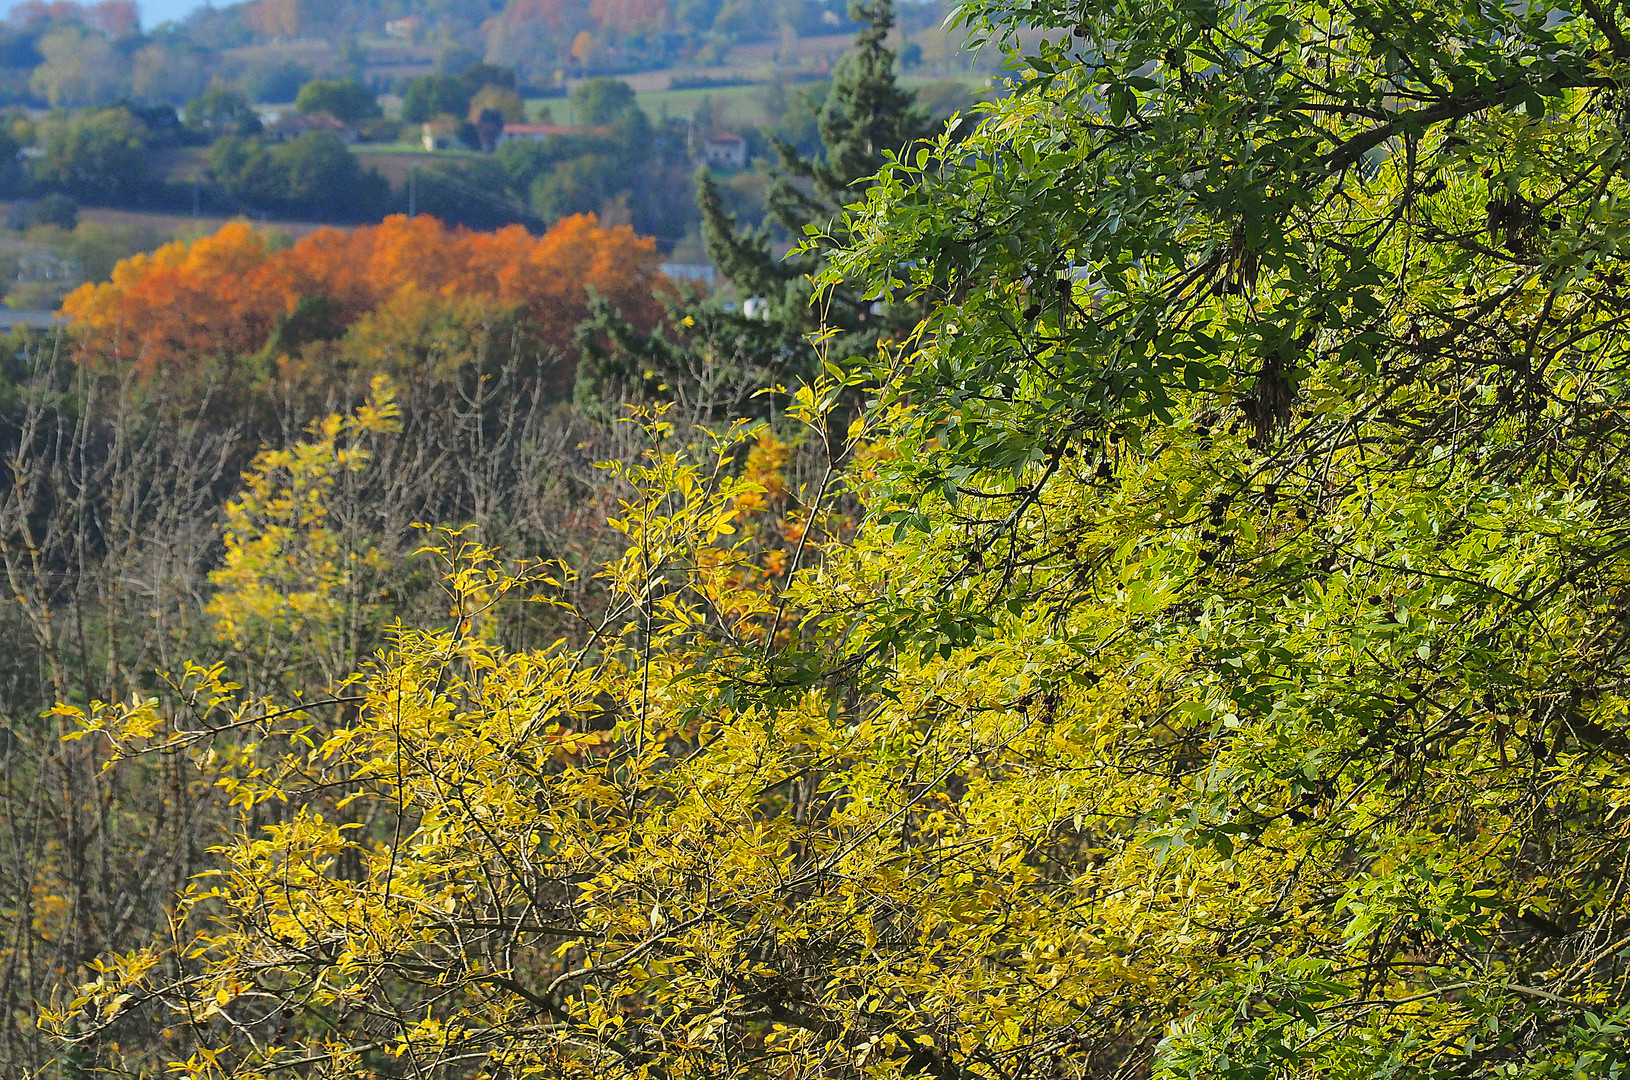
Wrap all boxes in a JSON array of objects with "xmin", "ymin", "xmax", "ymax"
[
  {"xmin": 696, "ymin": 0, "xmax": 930, "ymax": 321},
  {"xmin": 575, "ymin": 0, "xmax": 935, "ymax": 416}
]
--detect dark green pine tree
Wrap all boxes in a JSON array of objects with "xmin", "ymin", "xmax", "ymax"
[{"xmin": 575, "ymin": 0, "xmax": 936, "ymax": 418}]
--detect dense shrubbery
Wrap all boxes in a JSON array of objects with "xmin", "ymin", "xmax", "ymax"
[
  {"xmin": 0, "ymin": 197, "xmax": 692, "ymax": 1075},
  {"xmin": 205, "ymin": 130, "xmax": 392, "ymax": 222},
  {"xmin": 0, "ymin": 343, "xmax": 662, "ymax": 1074},
  {"xmin": 292, "ymin": 76, "xmax": 380, "ymax": 123}
]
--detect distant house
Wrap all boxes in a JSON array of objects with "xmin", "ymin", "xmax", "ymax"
[
  {"xmin": 264, "ymin": 112, "xmax": 358, "ymax": 145},
  {"xmin": 384, "ymin": 15, "xmax": 422, "ymax": 38},
  {"xmin": 0, "ymin": 308, "xmax": 64, "ymax": 330},
  {"xmin": 703, "ymin": 133, "xmax": 748, "ymax": 170},
  {"xmin": 422, "ymin": 118, "xmax": 459, "ymax": 151}
]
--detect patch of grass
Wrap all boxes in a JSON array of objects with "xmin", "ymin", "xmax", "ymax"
[
  {"xmin": 354, "ymin": 146, "xmax": 485, "ymax": 188},
  {"xmin": 525, "ymin": 81, "xmax": 775, "ymax": 127},
  {"xmin": 529, "ymin": 72, "xmax": 996, "ymax": 130},
  {"xmin": 642, "ymin": 83, "xmax": 773, "ymax": 124}
]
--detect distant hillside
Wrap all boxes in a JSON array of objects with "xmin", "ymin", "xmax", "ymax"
[{"xmin": 0, "ymin": 0, "xmax": 968, "ymax": 107}]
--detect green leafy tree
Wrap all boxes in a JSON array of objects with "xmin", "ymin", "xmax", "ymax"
[
  {"xmin": 209, "ymin": 131, "xmax": 388, "ymax": 220},
  {"xmin": 469, "ymin": 83, "xmax": 527, "ymax": 124},
  {"xmin": 241, "ymin": 59, "xmax": 310, "ymax": 104},
  {"xmin": 293, "ymin": 76, "xmax": 381, "ymax": 122},
  {"xmin": 183, "ymin": 88, "xmax": 262, "ymax": 137},
  {"xmin": 0, "ymin": 122, "xmax": 26, "ymax": 197},
  {"xmin": 416, "ymin": 156, "xmax": 530, "ymax": 229},
  {"xmin": 530, "ymin": 153, "xmax": 618, "ymax": 219},
  {"xmin": 495, "ymin": 136, "xmax": 579, "ymax": 188},
  {"xmin": 33, "ymin": 106, "xmax": 149, "ymax": 202},
  {"xmin": 29, "ymin": 24, "xmax": 125, "ymax": 107},
  {"xmin": 571, "ymin": 76, "xmax": 638, "ymax": 125},
  {"xmin": 23, "ymin": 192, "xmax": 77, "ymax": 230},
  {"xmin": 676, "ymin": 0, "xmax": 723, "ymax": 34},
  {"xmin": 206, "ymin": 134, "xmax": 280, "ymax": 205},
  {"xmin": 498, "ymin": 104, "xmax": 692, "ymax": 238},
  {"xmin": 400, "ymin": 64, "xmax": 516, "ymax": 125},
  {"xmin": 815, "ymin": 0, "xmax": 1630, "ymax": 1071},
  {"xmin": 457, "ymin": 61, "xmax": 517, "ymax": 94},
  {"xmin": 400, "ymin": 73, "xmax": 473, "ymax": 124},
  {"xmin": 129, "ymin": 41, "xmax": 209, "ymax": 105},
  {"xmin": 267, "ymin": 131, "xmax": 388, "ymax": 219}
]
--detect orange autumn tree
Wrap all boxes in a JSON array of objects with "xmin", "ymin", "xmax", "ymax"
[{"xmin": 62, "ymin": 213, "xmax": 667, "ymax": 387}]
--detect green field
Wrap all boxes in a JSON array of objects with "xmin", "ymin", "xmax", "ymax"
[
  {"xmin": 530, "ymin": 73, "xmax": 991, "ymax": 129},
  {"xmin": 521, "ymin": 81, "xmax": 776, "ymax": 127},
  {"xmin": 632, "ymin": 82, "xmax": 774, "ymax": 126},
  {"xmin": 354, "ymin": 146, "xmax": 487, "ymax": 189}
]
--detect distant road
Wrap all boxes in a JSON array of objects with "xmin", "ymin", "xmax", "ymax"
[{"xmin": 0, "ymin": 309, "xmax": 65, "ymax": 330}]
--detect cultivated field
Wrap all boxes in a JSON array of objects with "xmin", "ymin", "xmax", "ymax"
[{"xmin": 75, "ymin": 206, "xmax": 330, "ymax": 241}]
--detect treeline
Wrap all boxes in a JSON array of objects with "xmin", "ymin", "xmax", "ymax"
[
  {"xmin": 0, "ymin": 73, "xmax": 706, "ymax": 233},
  {"xmin": 0, "ymin": 99, "xmax": 392, "ymax": 222},
  {"xmin": 63, "ymin": 212, "xmax": 666, "ymax": 386},
  {"xmin": 395, "ymin": 73, "xmax": 706, "ymax": 236}
]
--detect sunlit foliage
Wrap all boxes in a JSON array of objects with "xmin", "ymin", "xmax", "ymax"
[
  {"xmin": 61, "ymin": 213, "xmax": 667, "ymax": 388},
  {"xmin": 43, "ymin": 0, "xmax": 1630, "ymax": 1077}
]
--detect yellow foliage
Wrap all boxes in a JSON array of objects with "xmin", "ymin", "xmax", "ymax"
[{"xmin": 206, "ymin": 377, "xmax": 400, "ymax": 690}]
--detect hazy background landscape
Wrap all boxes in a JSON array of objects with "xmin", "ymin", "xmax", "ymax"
[{"xmin": 0, "ymin": 0, "xmax": 1000, "ymax": 315}]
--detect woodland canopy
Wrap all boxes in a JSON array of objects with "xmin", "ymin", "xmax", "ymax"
[
  {"xmin": 9, "ymin": 0, "xmax": 1630, "ymax": 1076},
  {"xmin": 60, "ymin": 212, "xmax": 666, "ymax": 394}
]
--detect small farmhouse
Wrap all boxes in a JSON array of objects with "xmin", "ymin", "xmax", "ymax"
[{"xmin": 703, "ymin": 133, "xmax": 747, "ymax": 169}]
